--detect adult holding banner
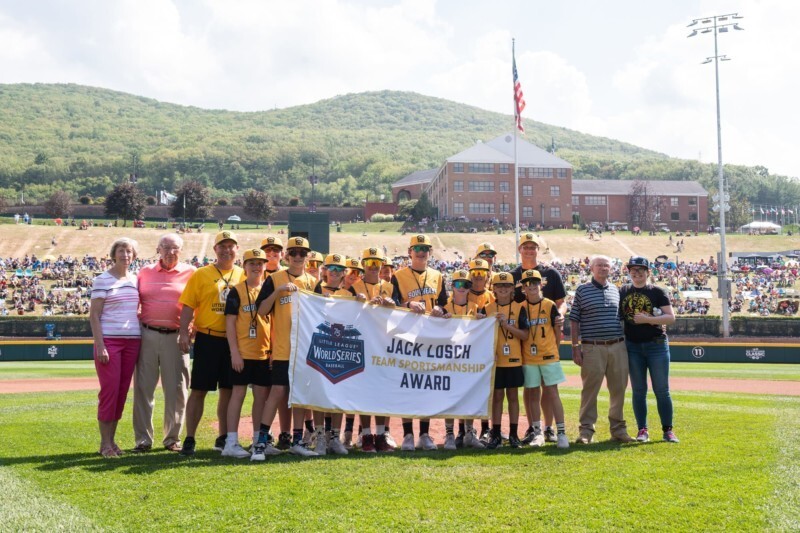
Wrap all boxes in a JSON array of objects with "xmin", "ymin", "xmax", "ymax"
[{"xmin": 391, "ymin": 234, "xmax": 448, "ymax": 451}]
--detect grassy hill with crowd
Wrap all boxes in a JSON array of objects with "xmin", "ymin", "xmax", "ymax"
[{"xmin": 0, "ymin": 83, "xmax": 798, "ymax": 224}]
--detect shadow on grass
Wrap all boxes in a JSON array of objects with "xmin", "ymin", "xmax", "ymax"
[{"xmin": 0, "ymin": 439, "xmax": 649, "ymax": 474}]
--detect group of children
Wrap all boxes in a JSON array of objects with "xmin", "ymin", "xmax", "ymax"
[{"xmin": 220, "ymin": 234, "xmax": 569, "ymax": 461}]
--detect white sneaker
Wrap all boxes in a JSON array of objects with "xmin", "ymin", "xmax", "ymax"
[
  {"xmin": 222, "ymin": 442, "xmax": 250, "ymax": 459},
  {"xmin": 250, "ymin": 442, "xmax": 267, "ymax": 462},
  {"xmin": 417, "ymin": 433, "xmax": 437, "ymax": 451},
  {"xmin": 313, "ymin": 430, "xmax": 327, "ymax": 456},
  {"xmin": 329, "ymin": 435, "xmax": 349, "ymax": 455},
  {"xmin": 556, "ymin": 433, "xmax": 570, "ymax": 449},
  {"xmin": 384, "ymin": 431, "xmax": 398, "ymax": 448},
  {"xmin": 464, "ymin": 429, "xmax": 486, "ymax": 449},
  {"xmin": 530, "ymin": 431, "xmax": 545, "ymax": 447},
  {"xmin": 289, "ymin": 442, "xmax": 319, "ymax": 457},
  {"xmin": 443, "ymin": 433, "xmax": 457, "ymax": 450},
  {"xmin": 401, "ymin": 434, "xmax": 415, "ymax": 451},
  {"xmin": 302, "ymin": 429, "xmax": 315, "ymax": 445}
]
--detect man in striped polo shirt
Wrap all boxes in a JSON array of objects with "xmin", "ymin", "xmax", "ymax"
[{"xmin": 569, "ymin": 255, "xmax": 634, "ymax": 444}]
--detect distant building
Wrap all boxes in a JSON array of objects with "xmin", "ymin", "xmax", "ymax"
[{"xmin": 391, "ymin": 133, "xmax": 708, "ymax": 231}]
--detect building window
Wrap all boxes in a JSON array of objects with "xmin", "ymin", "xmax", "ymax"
[
  {"xmin": 453, "ymin": 181, "xmax": 463, "ymax": 192},
  {"xmin": 468, "ymin": 163, "xmax": 494, "ymax": 174},
  {"xmin": 572, "ymin": 195, "xmax": 579, "ymax": 205},
  {"xmin": 671, "ymin": 197, "xmax": 679, "ymax": 207},
  {"xmin": 689, "ymin": 212, "xmax": 698, "ymax": 221},
  {"xmin": 518, "ymin": 167, "xmax": 526, "ymax": 178},
  {"xmin": 500, "ymin": 203, "xmax": 509, "ymax": 214},
  {"xmin": 453, "ymin": 202, "xmax": 464, "ymax": 214},
  {"xmin": 688, "ymin": 197, "xmax": 697, "ymax": 206},
  {"xmin": 550, "ymin": 207, "xmax": 561, "ymax": 219},
  {"xmin": 550, "ymin": 186, "xmax": 560, "ymax": 197},
  {"xmin": 522, "ymin": 206, "xmax": 533, "ymax": 218},
  {"xmin": 499, "ymin": 181, "xmax": 510, "ymax": 192},
  {"xmin": 522, "ymin": 185, "xmax": 533, "ymax": 197},
  {"xmin": 499, "ymin": 164, "xmax": 509, "ymax": 174},
  {"xmin": 468, "ymin": 181, "xmax": 494, "ymax": 192},
  {"xmin": 532, "ymin": 168, "xmax": 551, "ymax": 178},
  {"xmin": 556, "ymin": 168, "xmax": 568, "ymax": 179},
  {"xmin": 469, "ymin": 203, "xmax": 495, "ymax": 214},
  {"xmin": 670, "ymin": 212, "xmax": 680, "ymax": 221},
  {"xmin": 585, "ymin": 196, "xmax": 607, "ymax": 206},
  {"xmin": 453, "ymin": 163, "xmax": 464, "ymax": 173}
]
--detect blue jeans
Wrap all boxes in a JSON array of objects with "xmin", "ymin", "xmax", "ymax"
[{"xmin": 626, "ymin": 338, "xmax": 673, "ymax": 431}]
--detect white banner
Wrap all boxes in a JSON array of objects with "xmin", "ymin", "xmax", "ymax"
[{"xmin": 289, "ymin": 290, "xmax": 496, "ymax": 418}]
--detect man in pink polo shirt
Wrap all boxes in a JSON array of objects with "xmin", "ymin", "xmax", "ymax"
[{"xmin": 132, "ymin": 233, "xmax": 196, "ymax": 452}]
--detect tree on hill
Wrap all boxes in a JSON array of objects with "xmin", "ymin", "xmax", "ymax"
[
  {"xmin": 43, "ymin": 191, "xmax": 73, "ymax": 218},
  {"xmin": 105, "ymin": 183, "xmax": 146, "ymax": 225},
  {"xmin": 172, "ymin": 180, "xmax": 213, "ymax": 221},
  {"xmin": 242, "ymin": 189, "xmax": 275, "ymax": 227},
  {"xmin": 412, "ymin": 191, "xmax": 437, "ymax": 221},
  {"xmin": 629, "ymin": 180, "xmax": 664, "ymax": 232}
]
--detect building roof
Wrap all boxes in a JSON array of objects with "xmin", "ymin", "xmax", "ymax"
[
  {"xmin": 572, "ymin": 179, "xmax": 708, "ymax": 197},
  {"xmin": 447, "ymin": 133, "xmax": 572, "ymax": 169},
  {"xmin": 392, "ymin": 168, "xmax": 439, "ymax": 188}
]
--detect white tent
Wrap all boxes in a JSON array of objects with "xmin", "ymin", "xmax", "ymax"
[{"xmin": 739, "ymin": 221, "xmax": 782, "ymax": 234}]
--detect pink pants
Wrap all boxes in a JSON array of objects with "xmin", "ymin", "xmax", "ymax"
[{"xmin": 95, "ymin": 337, "xmax": 141, "ymax": 422}]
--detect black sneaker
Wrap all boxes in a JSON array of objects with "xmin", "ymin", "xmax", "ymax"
[
  {"xmin": 544, "ymin": 427, "xmax": 557, "ymax": 443},
  {"xmin": 479, "ymin": 429, "xmax": 491, "ymax": 444},
  {"xmin": 180, "ymin": 436, "xmax": 196, "ymax": 456},
  {"xmin": 276, "ymin": 432, "xmax": 292, "ymax": 450},
  {"xmin": 485, "ymin": 433, "xmax": 503, "ymax": 450},
  {"xmin": 213, "ymin": 435, "xmax": 226, "ymax": 452},
  {"xmin": 454, "ymin": 432, "xmax": 465, "ymax": 449},
  {"xmin": 508, "ymin": 434, "xmax": 521, "ymax": 448},
  {"xmin": 521, "ymin": 427, "xmax": 535, "ymax": 445}
]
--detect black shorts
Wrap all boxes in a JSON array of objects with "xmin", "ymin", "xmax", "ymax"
[
  {"xmin": 230, "ymin": 359, "xmax": 271, "ymax": 387},
  {"xmin": 494, "ymin": 366, "xmax": 524, "ymax": 389},
  {"xmin": 270, "ymin": 360, "xmax": 290, "ymax": 387},
  {"xmin": 190, "ymin": 332, "xmax": 232, "ymax": 391}
]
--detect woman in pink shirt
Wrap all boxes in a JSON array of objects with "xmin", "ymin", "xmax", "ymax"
[{"xmin": 90, "ymin": 238, "xmax": 141, "ymax": 457}]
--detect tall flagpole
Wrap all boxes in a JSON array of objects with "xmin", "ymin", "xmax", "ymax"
[{"xmin": 512, "ymin": 38, "xmax": 523, "ymax": 264}]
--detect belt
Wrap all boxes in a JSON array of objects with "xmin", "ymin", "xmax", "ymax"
[
  {"xmin": 581, "ymin": 337, "xmax": 625, "ymax": 346},
  {"xmin": 198, "ymin": 328, "xmax": 227, "ymax": 338},
  {"xmin": 142, "ymin": 323, "xmax": 179, "ymax": 334}
]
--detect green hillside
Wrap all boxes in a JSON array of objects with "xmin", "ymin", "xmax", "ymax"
[{"xmin": 0, "ymin": 83, "xmax": 796, "ymax": 223}]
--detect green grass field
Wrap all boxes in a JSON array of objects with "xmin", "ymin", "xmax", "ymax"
[{"xmin": 1, "ymin": 363, "xmax": 799, "ymax": 530}]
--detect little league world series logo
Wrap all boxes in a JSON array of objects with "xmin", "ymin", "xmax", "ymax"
[{"xmin": 306, "ymin": 322, "xmax": 365, "ymax": 384}]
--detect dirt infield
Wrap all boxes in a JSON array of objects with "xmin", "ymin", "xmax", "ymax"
[{"xmin": 3, "ymin": 374, "xmax": 799, "ymax": 395}]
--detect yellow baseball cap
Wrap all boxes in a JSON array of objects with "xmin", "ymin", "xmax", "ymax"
[
  {"xmin": 324, "ymin": 253, "xmax": 347, "ymax": 268},
  {"xmin": 361, "ymin": 247, "xmax": 383, "ymax": 260},
  {"xmin": 491, "ymin": 272, "xmax": 515, "ymax": 285},
  {"xmin": 452, "ymin": 270, "xmax": 471, "ymax": 282},
  {"xmin": 345, "ymin": 257, "xmax": 364, "ymax": 272},
  {"xmin": 519, "ymin": 233, "xmax": 542, "ymax": 248},
  {"xmin": 469, "ymin": 258, "xmax": 490, "ymax": 271},
  {"xmin": 409, "ymin": 234, "xmax": 432, "ymax": 248},
  {"xmin": 243, "ymin": 248, "xmax": 267, "ymax": 263},
  {"xmin": 474, "ymin": 242, "xmax": 496, "ymax": 258},
  {"xmin": 520, "ymin": 269, "xmax": 543, "ymax": 284},
  {"xmin": 214, "ymin": 231, "xmax": 238, "ymax": 245},
  {"xmin": 307, "ymin": 251, "xmax": 323, "ymax": 263},
  {"xmin": 286, "ymin": 236, "xmax": 311, "ymax": 250},
  {"xmin": 260, "ymin": 235, "xmax": 283, "ymax": 250}
]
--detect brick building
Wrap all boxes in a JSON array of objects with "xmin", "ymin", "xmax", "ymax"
[{"xmin": 392, "ymin": 133, "xmax": 708, "ymax": 231}]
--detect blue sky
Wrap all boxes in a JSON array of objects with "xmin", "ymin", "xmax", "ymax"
[{"xmin": 0, "ymin": 0, "xmax": 797, "ymax": 177}]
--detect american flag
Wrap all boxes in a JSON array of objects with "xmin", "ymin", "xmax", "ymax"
[{"xmin": 513, "ymin": 49, "xmax": 526, "ymax": 134}]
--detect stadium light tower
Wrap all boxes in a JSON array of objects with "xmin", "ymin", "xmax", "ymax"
[{"xmin": 688, "ymin": 13, "xmax": 744, "ymax": 338}]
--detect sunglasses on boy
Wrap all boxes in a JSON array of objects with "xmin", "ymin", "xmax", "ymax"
[
  {"xmin": 287, "ymin": 249, "xmax": 308, "ymax": 258},
  {"xmin": 307, "ymin": 261, "xmax": 321, "ymax": 267},
  {"xmin": 327, "ymin": 265, "xmax": 346, "ymax": 273},
  {"xmin": 452, "ymin": 280, "xmax": 472, "ymax": 290},
  {"xmin": 411, "ymin": 245, "xmax": 431, "ymax": 253},
  {"xmin": 470, "ymin": 271, "xmax": 488, "ymax": 278},
  {"xmin": 363, "ymin": 259, "xmax": 383, "ymax": 268},
  {"xmin": 478, "ymin": 252, "xmax": 496, "ymax": 259}
]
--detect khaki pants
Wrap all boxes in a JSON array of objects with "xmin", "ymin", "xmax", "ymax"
[
  {"xmin": 133, "ymin": 327, "xmax": 190, "ymax": 447},
  {"xmin": 578, "ymin": 341, "xmax": 629, "ymax": 437}
]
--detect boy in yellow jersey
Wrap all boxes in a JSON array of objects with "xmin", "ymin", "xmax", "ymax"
[
  {"xmin": 178, "ymin": 231, "xmax": 245, "ymax": 456},
  {"xmin": 310, "ymin": 253, "xmax": 354, "ymax": 455},
  {"xmin": 306, "ymin": 251, "xmax": 323, "ymax": 280},
  {"xmin": 350, "ymin": 248, "xmax": 395, "ymax": 452},
  {"xmin": 464, "ymin": 258, "xmax": 493, "ymax": 446},
  {"xmin": 441, "ymin": 270, "xmax": 481, "ymax": 450},
  {"xmin": 379, "ymin": 256, "xmax": 394, "ymax": 283},
  {"xmin": 390, "ymin": 234, "xmax": 447, "ymax": 451},
  {"xmin": 260, "ymin": 236, "xmax": 284, "ymax": 277},
  {"xmin": 519, "ymin": 270, "xmax": 569, "ymax": 449},
  {"xmin": 481, "ymin": 272, "xmax": 526, "ymax": 449},
  {"xmin": 222, "ymin": 249, "xmax": 271, "ymax": 458},
  {"xmin": 342, "ymin": 257, "xmax": 363, "ymax": 293},
  {"xmin": 474, "ymin": 242, "xmax": 497, "ymax": 290},
  {"xmin": 252, "ymin": 237, "xmax": 318, "ymax": 460}
]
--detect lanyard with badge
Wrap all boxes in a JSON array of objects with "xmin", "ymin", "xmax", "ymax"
[
  {"xmin": 411, "ymin": 269, "xmax": 429, "ymax": 308},
  {"xmin": 214, "ymin": 265, "xmax": 235, "ymax": 304},
  {"xmin": 244, "ymin": 281, "xmax": 258, "ymax": 339},
  {"xmin": 497, "ymin": 302, "xmax": 512, "ymax": 356},
  {"xmin": 526, "ymin": 300, "xmax": 543, "ymax": 356}
]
